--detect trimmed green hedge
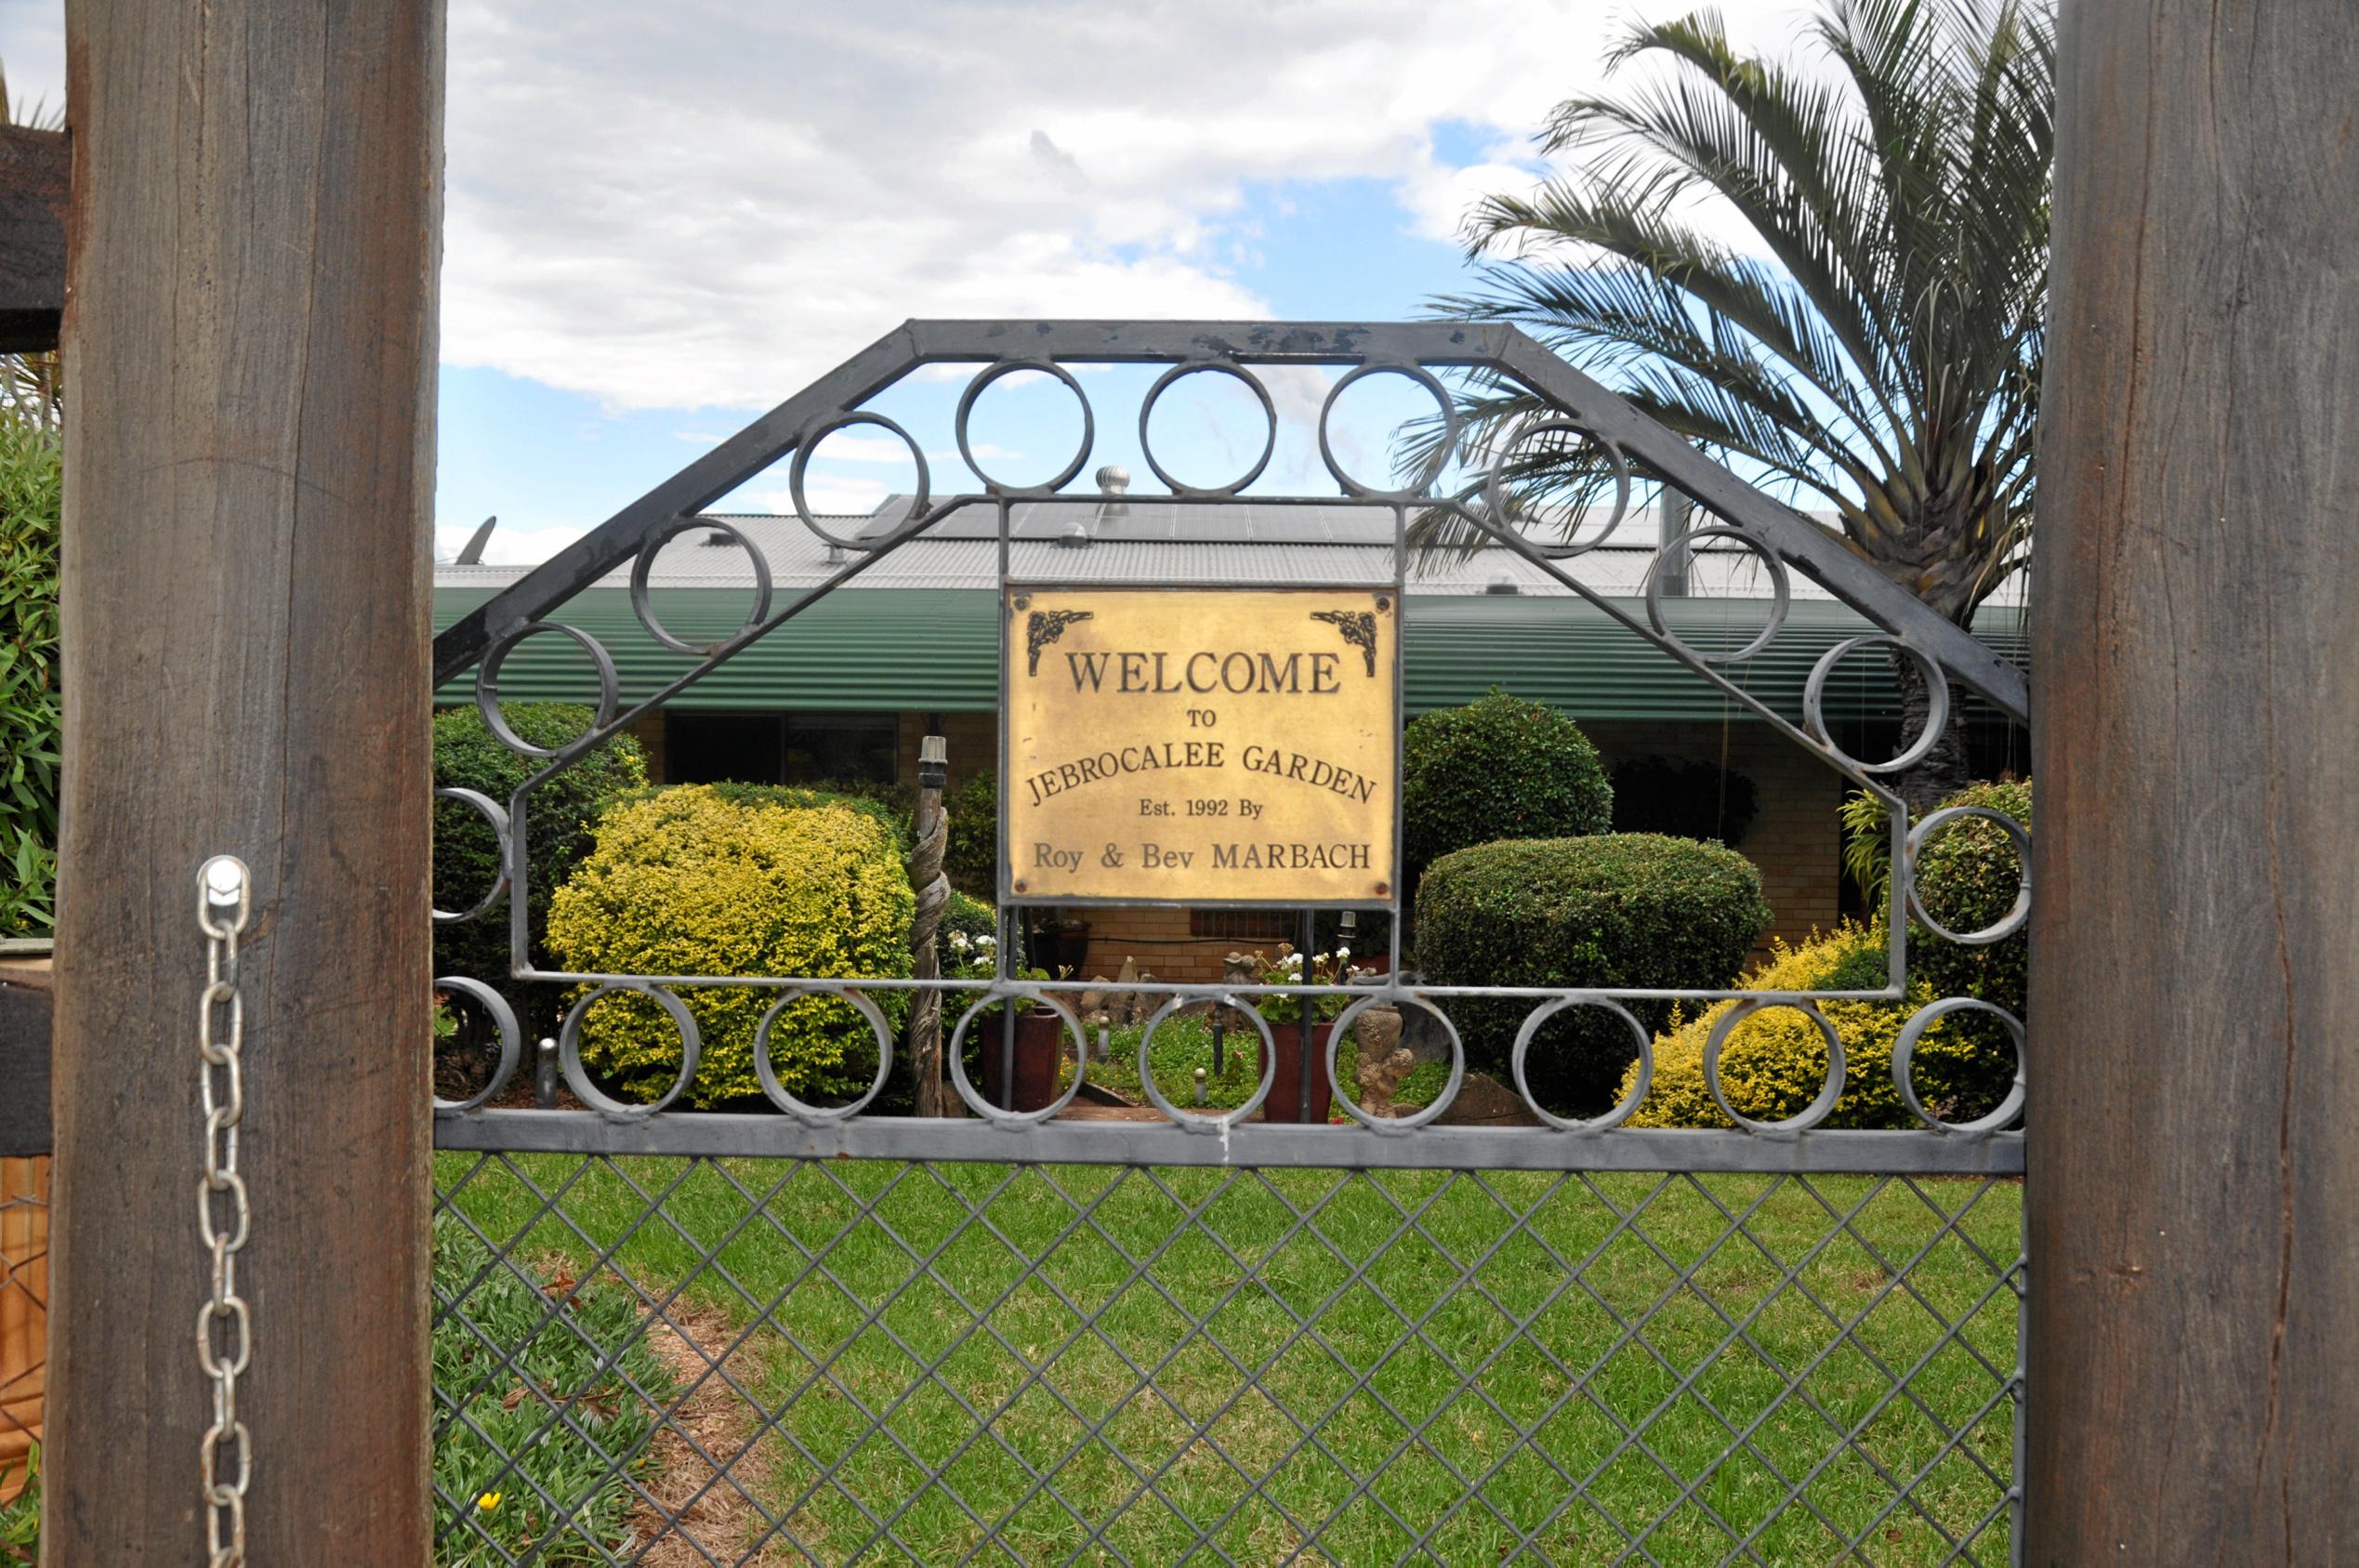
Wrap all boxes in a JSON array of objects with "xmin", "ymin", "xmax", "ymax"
[
  {"xmin": 547, "ymin": 785, "xmax": 915, "ymax": 1107},
  {"xmin": 1416, "ymin": 833, "xmax": 1770, "ymax": 1110},
  {"xmin": 0, "ymin": 416, "xmax": 60, "ymax": 938},
  {"xmin": 432, "ymin": 704, "xmax": 649, "ymax": 1037},
  {"xmin": 1402, "ymin": 692, "xmax": 1612, "ymax": 900}
]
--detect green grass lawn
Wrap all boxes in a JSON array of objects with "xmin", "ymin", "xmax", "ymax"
[{"xmin": 435, "ymin": 1153, "xmax": 2020, "ymax": 1565}]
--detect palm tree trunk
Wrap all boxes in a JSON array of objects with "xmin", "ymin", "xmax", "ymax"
[{"xmin": 1891, "ymin": 645, "xmax": 1971, "ymax": 814}]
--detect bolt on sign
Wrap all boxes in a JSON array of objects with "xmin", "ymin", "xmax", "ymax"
[{"xmin": 1003, "ymin": 586, "xmax": 1400, "ymax": 904}]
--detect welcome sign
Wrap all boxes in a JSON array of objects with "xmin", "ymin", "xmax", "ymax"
[{"xmin": 1003, "ymin": 586, "xmax": 1400, "ymax": 904}]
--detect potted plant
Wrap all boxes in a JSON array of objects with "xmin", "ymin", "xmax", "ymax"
[
  {"xmin": 1250, "ymin": 944, "xmax": 1367, "ymax": 1124},
  {"xmin": 951, "ymin": 930, "xmax": 1071, "ymax": 1113}
]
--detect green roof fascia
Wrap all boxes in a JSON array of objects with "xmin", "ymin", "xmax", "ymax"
[{"xmin": 432, "ymin": 585, "xmax": 2026, "ymax": 727}]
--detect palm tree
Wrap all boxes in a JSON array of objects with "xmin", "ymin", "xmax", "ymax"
[{"xmin": 1429, "ymin": 0, "xmax": 2052, "ymax": 809}]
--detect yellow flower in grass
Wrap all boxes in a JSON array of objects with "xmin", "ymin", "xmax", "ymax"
[{"xmin": 475, "ymin": 1491, "xmax": 502, "ymax": 1512}]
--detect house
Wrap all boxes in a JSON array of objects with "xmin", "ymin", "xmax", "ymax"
[{"xmin": 434, "ymin": 494, "xmax": 2027, "ymax": 980}]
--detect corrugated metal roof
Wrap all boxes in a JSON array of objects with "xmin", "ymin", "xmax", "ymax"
[
  {"xmin": 437, "ymin": 511, "xmax": 2016, "ymax": 603},
  {"xmin": 433, "ymin": 583, "xmax": 2026, "ymax": 728}
]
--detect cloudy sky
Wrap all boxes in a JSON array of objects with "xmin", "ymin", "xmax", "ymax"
[{"xmin": 3, "ymin": 0, "xmax": 1812, "ymax": 562}]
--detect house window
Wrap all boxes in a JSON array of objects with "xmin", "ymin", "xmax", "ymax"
[
  {"xmin": 783, "ymin": 712, "xmax": 898, "ymax": 785},
  {"xmin": 667, "ymin": 712, "xmax": 785, "ymax": 784},
  {"xmin": 665, "ymin": 711, "xmax": 899, "ymax": 786}
]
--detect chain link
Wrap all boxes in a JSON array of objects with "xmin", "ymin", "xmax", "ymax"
[{"xmin": 197, "ymin": 856, "xmax": 253, "ymax": 1567}]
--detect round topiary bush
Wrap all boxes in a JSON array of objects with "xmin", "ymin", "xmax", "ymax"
[
  {"xmin": 1415, "ymin": 833, "xmax": 1770, "ymax": 1111},
  {"xmin": 433, "ymin": 703, "xmax": 648, "ymax": 1036},
  {"xmin": 1623, "ymin": 924, "xmax": 2016, "ymax": 1129},
  {"xmin": 1401, "ymin": 692, "xmax": 1612, "ymax": 900},
  {"xmin": 546, "ymin": 785, "xmax": 915, "ymax": 1107}
]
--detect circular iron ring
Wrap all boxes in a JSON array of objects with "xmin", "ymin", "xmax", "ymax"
[
  {"xmin": 1891, "ymin": 996, "xmax": 2024, "ymax": 1135},
  {"xmin": 1804, "ymin": 634, "xmax": 1952, "ymax": 777},
  {"xmin": 629, "ymin": 515, "xmax": 775, "ymax": 655},
  {"xmin": 431, "ymin": 787, "xmax": 510, "ymax": 924},
  {"xmin": 1135, "ymin": 994, "xmax": 1277, "ymax": 1133},
  {"xmin": 1481, "ymin": 416, "xmax": 1633, "ymax": 560},
  {"xmin": 788, "ymin": 411, "xmax": 933, "ymax": 551},
  {"xmin": 475, "ymin": 622, "xmax": 619, "ymax": 759},
  {"xmin": 1510, "ymin": 994, "xmax": 1655, "ymax": 1131},
  {"xmin": 1904, "ymin": 805, "xmax": 2032, "ymax": 944},
  {"xmin": 954, "ymin": 359, "xmax": 1095, "ymax": 498},
  {"xmin": 431, "ymin": 976, "xmax": 521, "ymax": 1113},
  {"xmin": 944, "ymin": 984, "xmax": 1092, "ymax": 1127},
  {"xmin": 1324, "ymin": 992, "xmax": 1466, "ymax": 1133},
  {"xmin": 1316, "ymin": 361, "xmax": 1459, "ymax": 502},
  {"xmin": 752, "ymin": 986, "xmax": 898, "ymax": 1124},
  {"xmin": 1704, "ymin": 998, "xmax": 1847, "ymax": 1136},
  {"xmin": 558, "ymin": 982, "xmax": 703, "ymax": 1118},
  {"xmin": 1643, "ymin": 526, "xmax": 1792, "ymax": 665},
  {"xmin": 1137, "ymin": 360, "xmax": 1278, "ymax": 497}
]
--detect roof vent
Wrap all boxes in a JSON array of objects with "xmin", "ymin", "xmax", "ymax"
[
  {"xmin": 1056, "ymin": 519, "xmax": 1092, "ymax": 550},
  {"xmin": 1484, "ymin": 571, "xmax": 1521, "ymax": 595},
  {"xmin": 1094, "ymin": 465, "xmax": 1130, "ymax": 532},
  {"xmin": 701, "ymin": 528, "xmax": 735, "ymax": 547}
]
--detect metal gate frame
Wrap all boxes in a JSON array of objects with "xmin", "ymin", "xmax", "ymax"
[{"xmin": 428, "ymin": 320, "xmax": 2029, "ymax": 1565}]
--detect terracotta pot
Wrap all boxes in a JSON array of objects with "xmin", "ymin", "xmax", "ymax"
[
  {"xmin": 979, "ymin": 1008, "xmax": 1065, "ymax": 1113},
  {"xmin": 1259, "ymin": 1019, "xmax": 1338, "ymax": 1125}
]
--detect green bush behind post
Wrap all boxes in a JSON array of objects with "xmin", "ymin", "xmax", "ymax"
[
  {"xmin": 943, "ymin": 768, "xmax": 998, "ymax": 898},
  {"xmin": 432, "ymin": 704, "xmax": 648, "ymax": 1036},
  {"xmin": 1908, "ymin": 777, "xmax": 2031, "ymax": 1047},
  {"xmin": 1840, "ymin": 776, "xmax": 2032, "ymax": 1059},
  {"xmin": 1400, "ymin": 691, "xmax": 1613, "ymax": 903},
  {"xmin": 1415, "ymin": 834, "xmax": 1770, "ymax": 1111},
  {"xmin": 1625, "ymin": 923, "xmax": 2012, "ymax": 1129},
  {"xmin": 0, "ymin": 416, "xmax": 60, "ymax": 938},
  {"xmin": 547, "ymin": 785, "xmax": 915, "ymax": 1106}
]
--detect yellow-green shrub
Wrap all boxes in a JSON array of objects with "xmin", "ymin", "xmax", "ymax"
[
  {"xmin": 1624, "ymin": 924, "xmax": 2013, "ymax": 1129},
  {"xmin": 547, "ymin": 785, "xmax": 915, "ymax": 1106}
]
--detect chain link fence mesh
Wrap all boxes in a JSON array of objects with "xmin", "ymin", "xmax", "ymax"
[{"xmin": 430, "ymin": 1153, "xmax": 2020, "ymax": 1566}]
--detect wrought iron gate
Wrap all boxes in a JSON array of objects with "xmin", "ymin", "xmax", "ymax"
[{"xmin": 428, "ymin": 321, "xmax": 2028, "ymax": 1565}]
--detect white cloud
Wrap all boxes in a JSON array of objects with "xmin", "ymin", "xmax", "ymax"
[{"xmin": 441, "ymin": 0, "xmax": 1814, "ymax": 412}]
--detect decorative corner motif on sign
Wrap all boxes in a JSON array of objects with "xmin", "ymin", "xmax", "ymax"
[
  {"xmin": 1026, "ymin": 609, "xmax": 1093, "ymax": 675},
  {"xmin": 1311, "ymin": 610, "xmax": 1378, "ymax": 678}
]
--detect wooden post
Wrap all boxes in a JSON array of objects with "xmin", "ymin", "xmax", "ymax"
[
  {"xmin": 2028, "ymin": 1, "xmax": 2359, "ymax": 1559},
  {"xmin": 46, "ymin": 2, "xmax": 441, "ymax": 1561}
]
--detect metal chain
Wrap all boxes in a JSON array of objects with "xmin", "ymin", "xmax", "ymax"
[{"xmin": 196, "ymin": 855, "xmax": 253, "ymax": 1567}]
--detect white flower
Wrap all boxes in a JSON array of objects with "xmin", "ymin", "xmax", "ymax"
[
  {"xmin": 976, "ymin": 934, "xmax": 996, "ymax": 947},
  {"xmin": 950, "ymin": 931, "xmax": 970, "ymax": 949},
  {"xmin": 1336, "ymin": 945, "xmax": 1351, "ymax": 960}
]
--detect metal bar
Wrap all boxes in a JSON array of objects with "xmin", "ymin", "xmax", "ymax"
[
  {"xmin": 1487, "ymin": 332, "xmax": 2029, "ymax": 722},
  {"xmin": 433, "ymin": 1111, "xmax": 2023, "ymax": 1173},
  {"xmin": 430, "ymin": 322, "xmax": 922, "ymax": 685},
  {"xmin": 433, "ymin": 316, "xmax": 2027, "ymax": 724}
]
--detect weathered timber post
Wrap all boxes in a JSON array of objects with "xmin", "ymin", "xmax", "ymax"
[
  {"xmin": 2028, "ymin": 1, "xmax": 2359, "ymax": 1559},
  {"xmin": 908, "ymin": 734, "xmax": 953, "ymax": 1116},
  {"xmin": 46, "ymin": 1, "xmax": 441, "ymax": 1561}
]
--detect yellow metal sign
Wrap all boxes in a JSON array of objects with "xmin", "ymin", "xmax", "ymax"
[{"xmin": 1004, "ymin": 586, "xmax": 1400, "ymax": 904}]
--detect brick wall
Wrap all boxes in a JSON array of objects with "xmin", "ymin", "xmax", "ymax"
[
  {"xmin": 894, "ymin": 711, "xmax": 998, "ymax": 793},
  {"xmin": 1577, "ymin": 718, "xmax": 1845, "ymax": 949}
]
